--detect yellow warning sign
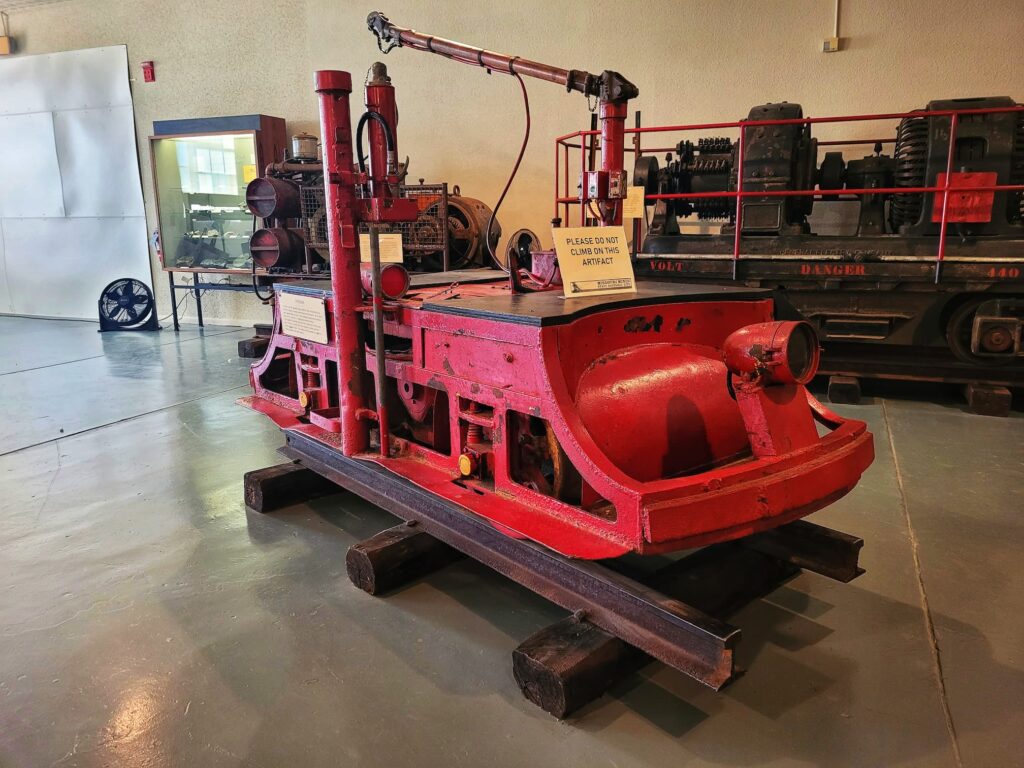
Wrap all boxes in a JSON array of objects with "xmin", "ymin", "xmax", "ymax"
[
  {"xmin": 359, "ymin": 232, "xmax": 404, "ymax": 264},
  {"xmin": 621, "ymin": 186, "xmax": 647, "ymax": 219},
  {"xmin": 552, "ymin": 226, "xmax": 636, "ymax": 299},
  {"xmin": 241, "ymin": 164, "xmax": 258, "ymax": 184}
]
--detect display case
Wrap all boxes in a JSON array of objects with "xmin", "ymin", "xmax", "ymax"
[{"xmin": 150, "ymin": 115, "xmax": 286, "ymax": 272}]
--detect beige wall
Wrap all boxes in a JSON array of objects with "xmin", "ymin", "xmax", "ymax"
[{"xmin": 9, "ymin": 0, "xmax": 1023, "ymax": 325}]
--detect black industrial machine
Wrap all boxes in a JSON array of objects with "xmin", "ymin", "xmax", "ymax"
[{"xmin": 631, "ymin": 97, "xmax": 1024, "ymax": 377}]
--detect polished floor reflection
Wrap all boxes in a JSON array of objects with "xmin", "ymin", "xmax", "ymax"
[{"xmin": 0, "ymin": 316, "xmax": 1021, "ymax": 767}]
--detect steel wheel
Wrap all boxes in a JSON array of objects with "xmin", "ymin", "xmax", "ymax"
[{"xmin": 946, "ymin": 297, "xmax": 1013, "ymax": 366}]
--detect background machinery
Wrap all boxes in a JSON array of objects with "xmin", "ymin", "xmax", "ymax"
[
  {"xmin": 623, "ymin": 98, "xmax": 1024, "ymax": 375},
  {"xmin": 245, "ymin": 94, "xmax": 502, "ymax": 274}
]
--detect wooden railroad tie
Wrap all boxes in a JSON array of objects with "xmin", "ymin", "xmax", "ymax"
[{"xmin": 243, "ymin": 461, "xmax": 341, "ymax": 514}]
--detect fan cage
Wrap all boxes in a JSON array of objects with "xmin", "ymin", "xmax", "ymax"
[{"xmin": 99, "ymin": 279, "xmax": 155, "ymax": 328}]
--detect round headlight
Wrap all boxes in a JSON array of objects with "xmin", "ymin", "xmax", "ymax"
[
  {"xmin": 361, "ymin": 263, "xmax": 411, "ymax": 300},
  {"xmin": 723, "ymin": 321, "xmax": 820, "ymax": 385}
]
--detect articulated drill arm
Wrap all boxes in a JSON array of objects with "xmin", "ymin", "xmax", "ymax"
[
  {"xmin": 366, "ymin": 11, "xmax": 637, "ymax": 227},
  {"xmin": 367, "ymin": 11, "xmax": 638, "ymax": 103}
]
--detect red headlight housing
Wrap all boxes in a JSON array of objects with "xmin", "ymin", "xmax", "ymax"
[
  {"xmin": 723, "ymin": 321, "xmax": 820, "ymax": 385},
  {"xmin": 361, "ymin": 263, "xmax": 411, "ymax": 300}
]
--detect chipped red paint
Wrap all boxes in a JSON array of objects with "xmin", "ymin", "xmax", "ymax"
[{"xmin": 239, "ymin": 69, "xmax": 874, "ymax": 560}]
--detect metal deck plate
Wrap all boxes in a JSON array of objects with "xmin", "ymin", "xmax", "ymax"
[{"xmin": 420, "ymin": 280, "xmax": 769, "ymax": 326}]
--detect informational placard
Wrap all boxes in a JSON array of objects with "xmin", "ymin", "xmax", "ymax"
[
  {"xmin": 621, "ymin": 186, "xmax": 647, "ymax": 219},
  {"xmin": 241, "ymin": 163, "xmax": 258, "ymax": 184},
  {"xmin": 359, "ymin": 232, "xmax": 404, "ymax": 263},
  {"xmin": 279, "ymin": 291, "xmax": 329, "ymax": 344},
  {"xmin": 552, "ymin": 226, "xmax": 636, "ymax": 299}
]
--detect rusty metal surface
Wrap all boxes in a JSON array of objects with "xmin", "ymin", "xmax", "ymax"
[
  {"xmin": 741, "ymin": 519, "xmax": 865, "ymax": 583},
  {"xmin": 242, "ymin": 48, "xmax": 874, "ymax": 560}
]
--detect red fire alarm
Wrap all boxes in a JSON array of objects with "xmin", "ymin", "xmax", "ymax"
[{"xmin": 141, "ymin": 60, "xmax": 155, "ymax": 83}]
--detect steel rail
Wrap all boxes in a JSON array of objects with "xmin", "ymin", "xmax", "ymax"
[{"xmin": 282, "ymin": 430, "xmax": 742, "ymax": 690}]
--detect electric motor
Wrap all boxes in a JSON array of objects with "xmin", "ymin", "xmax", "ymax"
[
  {"xmin": 889, "ymin": 96, "xmax": 1024, "ymax": 236},
  {"xmin": 635, "ymin": 96, "xmax": 1023, "ymax": 240}
]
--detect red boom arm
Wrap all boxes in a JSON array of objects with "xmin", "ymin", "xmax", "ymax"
[{"xmin": 366, "ymin": 11, "xmax": 638, "ymax": 225}]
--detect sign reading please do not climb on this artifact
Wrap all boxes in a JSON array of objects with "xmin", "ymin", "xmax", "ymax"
[{"xmin": 552, "ymin": 226, "xmax": 636, "ymax": 299}]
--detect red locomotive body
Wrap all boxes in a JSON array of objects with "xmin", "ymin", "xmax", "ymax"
[
  {"xmin": 243, "ymin": 270, "xmax": 872, "ymax": 558},
  {"xmin": 239, "ymin": 15, "xmax": 873, "ymax": 561}
]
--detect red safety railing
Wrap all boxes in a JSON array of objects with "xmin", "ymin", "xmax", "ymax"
[{"xmin": 554, "ymin": 104, "xmax": 1024, "ymax": 283}]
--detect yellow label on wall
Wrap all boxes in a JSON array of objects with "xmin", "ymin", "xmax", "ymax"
[
  {"xmin": 241, "ymin": 164, "xmax": 258, "ymax": 184},
  {"xmin": 621, "ymin": 186, "xmax": 647, "ymax": 219},
  {"xmin": 359, "ymin": 232, "xmax": 404, "ymax": 264},
  {"xmin": 552, "ymin": 226, "xmax": 636, "ymax": 299},
  {"xmin": 279, "ymin": 292, "xmax": 328, "ymax": 344}
]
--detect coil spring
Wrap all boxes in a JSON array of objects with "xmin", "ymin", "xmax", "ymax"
[
  {"xmin": 888, "ymin": 117, "xmax": 929, "ymax": 232},
  {"xmin": 690, "ymin": 157, "xmax": 730, "ymax": 174},
  {"xmin": 697, "ymin": 136, "xmax": 732, "ymax": 154},
  {"xmin": 692, "ymin": 198, "xmax": 732, "ymax": 220}
]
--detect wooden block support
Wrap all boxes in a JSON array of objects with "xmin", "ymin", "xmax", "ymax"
[
  {"xmin": 512, "ymin": 615, "xmax": 645, "ymax": 718},
  {"xmin": 964, "ymin": 383, "xmax": 1012, "ymax": 417},
  {"xmin": 346, "ymin": 523, "xmax": 465, "ymax": 595},
  {"xmin": 828, "ymin": 374, "xmax": 862, "ymax": 405},
  {"xmin": 238, "ymin": 336, "xmax": 270, "ymax": 358},
  {"xmin": 243, "ymin": 462, "xmax": 340, "ymax": 513},
  {"xmin": 512, "ymin": 544, "xmax": 800, "ymax": 718}
]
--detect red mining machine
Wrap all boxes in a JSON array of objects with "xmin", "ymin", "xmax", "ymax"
[{"xmin": 240, "ymin": 12, "xmax": 875, "ymax": 715}]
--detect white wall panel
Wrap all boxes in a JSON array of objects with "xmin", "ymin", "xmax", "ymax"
[
  {"xmin": 0, "ymin": 46, "xmax": 133, "ymax": 116},
  {"xmin": 0, "ymin": 221, "xmax": 13, "ymax": 314},
  {"xmin": 54, "ymin": 106, "xmax": 146, "ymax": 218},
  {"xmin": 0, "ymin": 112, "xmax": 65, "ymax": 218},
  {"xmin": 2, "ymin": 217, "xmax": 149, "ymax": 319},
  {"xmin": 0, "ymin": 45, "xmax": 150, "ymax": 320}
]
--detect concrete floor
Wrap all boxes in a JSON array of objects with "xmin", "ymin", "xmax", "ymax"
[{"xmin": 0, "ymin": 315, "xmax": 1021, "ymax": 768}]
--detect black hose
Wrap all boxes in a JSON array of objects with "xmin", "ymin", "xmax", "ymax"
[
  {"xmin": 484, "ymin": 72, "xmax": 531, "ymax": 272},
  {"xmin": 355, "ymin": 110, "xmax": 396, "ymax": 174},
  {"xmin": 252, "ymin": 262, "xmax": 273, "ymax": 301}
]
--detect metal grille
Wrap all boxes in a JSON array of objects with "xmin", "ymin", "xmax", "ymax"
[
  {"xmin": 299, "ymin": 184, "xmax": 328, "ymax": 248},
  {"xmin": 300, "ymin": 182, "xmax": 450, "ymax": 264},
  {"xmin": 357, "ymin": 183, "xmax": 449, "ymax": 256}
]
